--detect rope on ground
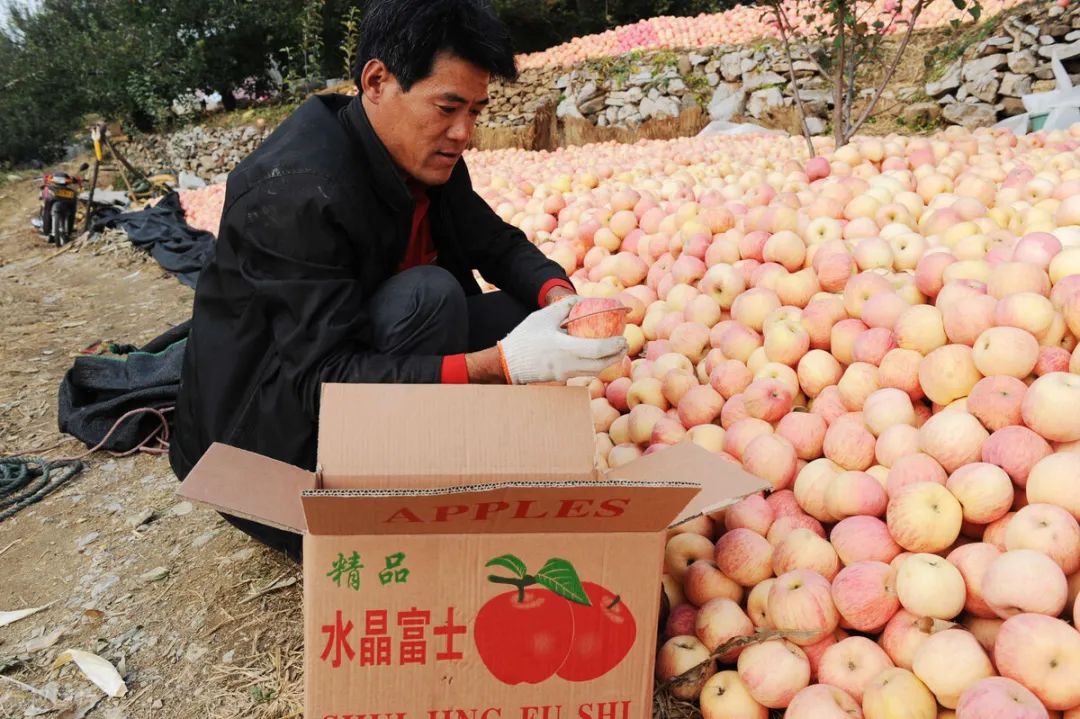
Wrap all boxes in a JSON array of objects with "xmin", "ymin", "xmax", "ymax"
[
  {"xmin": 0, "ymin": 406, "xmax": 173, "ymax": 522},
  {"xmin": 0, "ymin": 457, "xmax": 84, "ymax": 521}
]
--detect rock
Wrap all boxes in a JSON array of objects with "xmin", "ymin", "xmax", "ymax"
[
  {"xmin": 651, "ymin": 96, "xmax": 681, "ymax": 118},
  {"xmin": 617, "ymin": 105, "xmax": 640, "ymax": 123},
  {"xmin": 1008, "ymin": 49, "xmax": 1038, "ymax": 74},
  {"xmin": 76, "ymin": 532, "xmax": 99, "ymax": 550},
  {"xmin": 805, "ymin": 116, "xmax": 827, "ymax": 135},
  {"xmin": 720, "ymin": 53, "xmax": 743, "ymax": 82},
  {"xmin": 191, "ymin": 531, "xmax": 216, "ymax": 548},
  {"xmin": 90, "ymin": 574, "xmax": 120, "ymax": 600},
  {"xmin": 1049, "ymin": 4, "xmax": 1065, "ymax": 17},
  {"xmin": 704, "ymin": 60, "xmax": 720, "ymax": 75},
  {"xmin": 178, "ymin": 172, "xmax": 206, "ymax": 190},
  {"xmin": 977, "ymin": 36, "xmax": 1014, "ymax": 55},
  {"xmin": 1001, "ymin": 97, "xmax": 1027, "ymax": 116},
  {"xmin": 943, "ymin": 102, "xmax": 997, "ymax": 129},
  {"xmin": 677, "ymin": 56, "xmax": 692, "ymax": 76},
  {"xmin": 576, "ymin": 81, "xmax": 600, "ymax": 103},
  {"xmin": 966, "ymin": 76, "xmax": 1000, "ymax": 103},
  {"xmin": 127, "ymin": 508, "xmax": 155, "ymax": 528},
  {"xmin": 962, "ymin": 54, "xmax": 1007, "ymax": 81},
  {"xmin": 902, "ymin": 102, "xmax": 942, "ymax": 126},
  {"xmin": 708, "ymin": 84, "xmax": 745, "ymax": 121},
  {"xmin": 140, "ymin": 567, "xmax": 169, "ymax": 583},
  {"xmin": 1035, "ymin": 64, "xmax": 1057, "ymax": 80},
  {"xmin": 1040, "ymin": 36, "xmax": 1055, "ymax": 45},
  {"xmin": 689, "ymin": 53, "xmax": 710, "ymax": 66},
  {"xmin": 1046, "ymin": 23, "xmax": 1072, "ymax": 38},
  {"xmin": 668, "ymin": 78, "xmax": 687, "ymax": 94},
  {"xmin": 605, "ymin": 92, "xmax": 628, "ymax": 107},
  {"xmin": 743, "ymin": 70, "xmax": 786, "ymax": 91},
  {"xmin": 792, "ymin": 60, "xmax": 818, "ymax": 76},
  {"xmin": 1039, "ymin": 40, "xmax": 1080, "ymax": 59},
  {"xmin": 167, "ymin": 501, "xmax": 193, "ymax": 517},
  {"xmin": 555, "ymin": 73, "xmax": 570, "ymax": 89},
  {"xmin": 639, "ymin": 96, "xmax": 657, "ymax": 119},
  {"xmin": 1033, "ymin": 79, "xmax": 1058, "ymax": 92},
  {"xmin": 578, "ymin": 95, "xmax": 606, "ymax": 115},
  {"xmin": 184, "ymin": 644, "xmax": 208, "ymax": 663},
  {"xmin": 927, "ymin": 60, "xmax": 962, "ymax": 96},
  {"xmin": 706, "ymin": 72, "xmax": 720, "ymax": 87},
  {"xmin": 956, "ymin": 84, "xmax": 970, "ymax": 102},
  {"xmin": 1000, "ymin": 73, "xmax": 1033, "ymax": 97},
  {"xmin": 628, "ymin": 70, "xmax": 653, "ymax": 86},
  {"xmin": 747, "ymin": 87, "xmax": 784, "ymax": 118}
]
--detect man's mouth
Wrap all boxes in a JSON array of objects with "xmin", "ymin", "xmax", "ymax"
[{"xmin": 434, "ymin": 151, "xmax": 460, "ymax": 165}]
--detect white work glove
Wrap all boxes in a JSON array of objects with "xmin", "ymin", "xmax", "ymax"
[{"xmin": 498, "ymin": 296, "xmax": 629, "ymax": 385}]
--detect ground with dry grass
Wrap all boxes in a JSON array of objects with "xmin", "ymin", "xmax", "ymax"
[{"xmin": 0, "ymin": 171, "xmax": 304, "ymax": 719}]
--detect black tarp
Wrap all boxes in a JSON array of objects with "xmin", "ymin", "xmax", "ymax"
[
  {"xmin": 57, "ymin": 322, "xmax": 189, "ymax": 453},
  {"xmin": 91, "ymin": 192, "xmax": 214, "ymax": 288}
]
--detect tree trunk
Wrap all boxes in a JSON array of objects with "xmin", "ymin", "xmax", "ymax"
[{"xmin": 832, "ymin": 3, "xmax": 847, "ymax": 147}]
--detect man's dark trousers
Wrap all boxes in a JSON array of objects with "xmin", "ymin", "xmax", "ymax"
[{"xmin": 225, "ymin": 264, "xmax": 531, "ymax": 561}]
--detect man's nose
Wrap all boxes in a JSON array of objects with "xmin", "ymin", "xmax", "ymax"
[{"xmin": 447, "ymin": 114, "xmax": 473, "ymax": 143}]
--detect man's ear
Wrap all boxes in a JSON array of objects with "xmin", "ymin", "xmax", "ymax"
[{"xmin": 360, "ymin": 59, "xmax": 395, "ymax": 104}]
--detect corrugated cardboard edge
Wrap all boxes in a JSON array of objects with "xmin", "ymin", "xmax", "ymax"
[
  {"xmin": 604, "ymin": 442, "xmax": 770, "ymax": 527},
  {"xmin": 176, "ymin": 442, "xmax": 315, "ymax": 534}
]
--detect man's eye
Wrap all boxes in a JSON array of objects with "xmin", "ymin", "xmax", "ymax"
[{"xmin": 438, "ymin": 106, "xmax": 454, "ymax": 114}]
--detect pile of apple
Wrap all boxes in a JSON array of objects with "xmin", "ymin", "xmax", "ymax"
[
  {"xmin": 169, "ymin": 182, "xmax": 227, "ymax": 236},
  {"xmin": 515, "ymin": 0, "xmax": 1027, "ymax": 69},
  {"xmin": 466, "ymin": 123, "xmax": 1080, "ymax": 717}
]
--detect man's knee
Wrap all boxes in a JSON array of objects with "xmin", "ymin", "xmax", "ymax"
[{"xmin": 370, "ymin": 266, "xmax": 468, "ymax": 355}]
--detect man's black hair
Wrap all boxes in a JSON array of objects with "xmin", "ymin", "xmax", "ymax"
[{"xmin": 354, "ymin": 0, "xmax": 518, "ymax": 92}]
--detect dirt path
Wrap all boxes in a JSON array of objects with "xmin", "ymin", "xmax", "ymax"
[{"xmin": 0, "ymin": 173, "xmax": 304, "ymax": 719}]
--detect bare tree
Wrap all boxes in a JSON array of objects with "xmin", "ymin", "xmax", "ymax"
[{"xmin": 761, "ymin": 0, "xmax": 982, "ymax": 152}]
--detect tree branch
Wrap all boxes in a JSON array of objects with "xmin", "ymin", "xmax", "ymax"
[
  {"xmin": 847, "ymin": 0, "xmax": 925, "ymax": 139},
  {"xmin": 771, "ymin": 1, "xmax": 817, "ymax": 157},
  {"xmin": 833, "ymin": 0, "xmax": 847, "ymax": 145}
]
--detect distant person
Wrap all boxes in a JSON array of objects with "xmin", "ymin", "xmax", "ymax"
[{"xmin": 170, "ymin": 0, "xmax": 627, "ymax": 560}]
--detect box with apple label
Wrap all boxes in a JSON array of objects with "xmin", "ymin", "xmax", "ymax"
[{"xmin": 177, "ymin": 384, "xmax": 768, "ymax": 718}]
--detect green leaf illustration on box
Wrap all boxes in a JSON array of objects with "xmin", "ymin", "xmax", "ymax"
[
  {"xmin": 534, "ymin": 558, "xmax": 590, "ymax": 606},
  {"xmin": 485, "ymin": 554, "xmax": 527, "ymax": 579}
]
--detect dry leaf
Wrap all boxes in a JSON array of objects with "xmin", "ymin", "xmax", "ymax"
[
  {"xmin": 51, "ymin": 649, "xmax": 128, "ymax": 698},
  {"xmin": 26, "ymin": 627, "xmax": 65, "ymax": 653},
  {"xmin": 0, "ymin": 602, "xmax": 54, "ymax": 628},
  {"xmin": 0, "ymin": 674, "xmax": 50, "ymax": 700},
  {"xmin": 82, "ymin": 609, "xmax": 104, "ymax": 621}
]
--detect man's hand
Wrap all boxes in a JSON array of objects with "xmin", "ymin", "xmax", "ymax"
[
  {"xmin": 544, "ymin": 284, "xmax": 576, "ymax": 306},
  {"xmin": 497, "ymin": 297, "xmax": 628, "ymax": 385}
]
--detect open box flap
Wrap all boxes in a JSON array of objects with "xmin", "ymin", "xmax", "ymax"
[
  {"xmin": 176, "ymin": 443, "xmax": 315, "ymax": 534},
  {"xmin": 316, "ymin": 384, "xmax": 597, "ymax": 489},
  {"xmin": 300, "ymin": 481, "xmax": 701, "ymax": 535},
  {"xmin": 604, "ymin": 441, "xmax": 770, "ymax": 526}
]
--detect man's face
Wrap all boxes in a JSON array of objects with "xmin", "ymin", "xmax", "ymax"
[{"xmin": 362, "ymin": 52, "xmax": 490, "ymax": 186}]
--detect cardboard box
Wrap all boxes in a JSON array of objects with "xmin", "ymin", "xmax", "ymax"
[{"xmin": 178, "ymin": 384, "xmax": 768, "ymax": 719}]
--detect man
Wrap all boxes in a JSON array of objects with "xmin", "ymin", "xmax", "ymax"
[{"xmin": 170, "ymin": 0, "xmax": 627, "ymax": 560}]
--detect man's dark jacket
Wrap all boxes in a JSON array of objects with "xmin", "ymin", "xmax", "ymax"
[{"xmin": 170, "ymin": 94, "xmax": 569, "ymax": 506}]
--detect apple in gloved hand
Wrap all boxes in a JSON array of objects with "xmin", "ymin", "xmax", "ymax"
[{"xmin": 563, "ymin": 298, "xmax": 631, "ymax": 338}]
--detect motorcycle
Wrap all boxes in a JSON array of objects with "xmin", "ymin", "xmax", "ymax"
[{"xmin": 33, "ymin": 162, "xmax": 90, "ymax": 247}]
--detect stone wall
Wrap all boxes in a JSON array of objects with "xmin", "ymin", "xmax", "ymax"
[
  {"xmin": 123, "ymin": 124, "xmax": 271, "ymax": 184},
  {"xmin": 480, "ymin": 1, "xmax": 1080, "ymax": 134},
  {"xmin": 922, "ymin": 3, "xmax": 1080, "ymax": 128}
]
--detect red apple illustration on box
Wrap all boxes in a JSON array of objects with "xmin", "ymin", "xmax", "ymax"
[{"xmin": 473, "ymin": 554, "xmax": 637, "ymax": 685}]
